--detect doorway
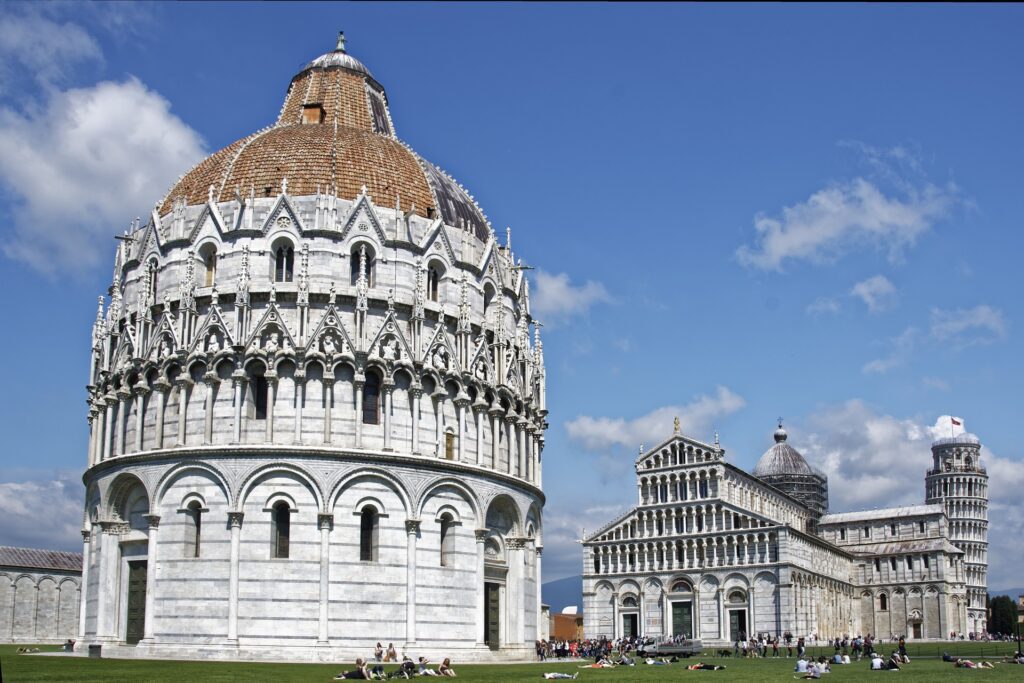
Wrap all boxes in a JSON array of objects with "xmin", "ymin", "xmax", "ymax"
[
  {"xmin": 728, "ymin": 609, "xmax": 747, "ymax": 643},
  {"xmin": 125, "ymin": 560, "xmax": 147, "ymax": 644},
  {"xmin": 912, "ymin": 622, "xmax": 922, "ymax": 639},
  {"xmin": 672, "ymin": 601, "xmax": 693, "ymax": 638},
  {"xmin": 484, "ymin": 582, "xmax": 500, "ymax": 650},
  {"xmin": 622, "ymin": 613, "xmax": 638, "ymax": 638}
]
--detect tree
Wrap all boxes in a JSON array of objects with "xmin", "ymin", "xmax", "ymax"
[{"xmin": 988, "ymin": 595, "xmax": 1018, "ymax": 636}]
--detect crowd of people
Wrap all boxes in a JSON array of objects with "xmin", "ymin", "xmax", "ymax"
[{"xmin": 334, "ymin": 643, "xmax": 457, "ymax": 680}]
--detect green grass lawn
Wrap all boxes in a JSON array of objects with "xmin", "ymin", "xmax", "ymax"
[{"xmin": 1, "ymin": 643, "xmax": 1022, "ymax": 682}]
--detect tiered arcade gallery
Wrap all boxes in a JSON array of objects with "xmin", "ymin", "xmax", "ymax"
[{"xmin": 78, "ymin": 35, "xmax": 547, "ymax": 661}]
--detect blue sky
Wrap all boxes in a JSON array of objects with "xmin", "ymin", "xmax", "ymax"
[{"xmin": 0, "ymin": 3, "xmax": 1021, "ymax": 591}]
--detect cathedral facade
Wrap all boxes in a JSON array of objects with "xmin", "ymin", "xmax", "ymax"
[
  {"xmin": 78, "ymin": 34, "xmax": 546, "ymax": 661},
  {"xmin": 582, "ymin": 421, "xmax": 987, "ymax": 643}
]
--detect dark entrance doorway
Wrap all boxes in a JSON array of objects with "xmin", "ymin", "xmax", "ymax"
[
  {"xmin": 672, "ymin": 601, "xmax": 693, "ymax": 638},
  {"xmin": 728, "ymin": 609, "xmax": 747, "ymax": 643},
  {"xmin": 484, "ymin": 582, "xmax": 500, "ymax": 650},
  {"xmin": 125, "ymin": 560, "xmax": 147, "ymax": 644},
  {"xmin": 622, "ymin": 613, "xmax": 638, "ymax": 638},
  {"xmin": 912, "ymin": 622, "xmax": 922, "ymax": 639}
]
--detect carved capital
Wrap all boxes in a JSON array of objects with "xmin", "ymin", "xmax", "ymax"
[
  {"xmin": 474, "ymin": 528, "xmax": 489, "ymax": 543},
  {"xmin": 535, "ymin": 545, "xmax": 543, "ymax": 557},
  {"xmin": 81, "ymin": 529, "xmax": 92, "ymax": 542},
  {"xmin": 228, "ymin": 511, "xmax": 245, "ymax": 529},
  {"xmin": 203, "ymin": 373, "xmax": 219, "ymax": 386},
  {"xmin": 506, "ymin": 537, "xmax": 527, "ymax": 550},
  {"xmin": 98, "ymin": 520, "xmax": 131, "ymax": 535},
  {"xmin": 318, "ymin": 513, "xmax": 334, "ymax": 531},
  {"xmin": 405, "ymin": 519, "xmax": 421, "ymax": 535},
  {"xmin": 144, "ymin": 514, "xmax": 161, "ymax": 529}
]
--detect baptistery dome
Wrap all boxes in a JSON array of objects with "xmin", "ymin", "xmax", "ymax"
[{"xmin": 79, "ymin": 33, "xmax": 546, "ymax": 662}]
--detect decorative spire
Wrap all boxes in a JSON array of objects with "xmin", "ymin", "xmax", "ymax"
[
  {"xmin": 180, "ymin": 250, "xmax": 196, "ymax": 311},
  {"xmin": 336, "ymin": 30, "xmax": 346, "ymax": 53},
  {"xmin": 674, "ymin": 416, "xmax": 681, "ymax": 434},
  {"xmin": 297, "ymin": 243, "xmax": 310, "ymax": 306},
  {"xmin": 269, "ymin": 283, "xmax": 277, "ymax": 303},
  {"xmin": 93, "ymin": 296, "xmax": 106, "ymax": 345},
  {"xmin": 237, "ymin": 244, "xmax": 251, "ymax": 307},
  {"xmin": 329, "ymin": 280, "xmax": 336, "ymax": 306},
  {"xmin": 211, "ymin": 285, "xmax": 219, "ymax": 306},
  {"xmin": 355, "ymin": 244, "xmax": 368, "ymax": 312},
  {"xmin": 413, "ymin": 257, "xmax": 425, "ymax": 320},
  {"xmin": 458, "ymin": 272, "xmax": 471, "ymax": 333},
  {"xmin": 387, "ymin": 288, "xmax": 395, "ymax": 311}
]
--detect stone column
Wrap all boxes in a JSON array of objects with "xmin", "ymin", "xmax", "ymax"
[
  {"xmin": 505, "ymin": 417, "xmax": 517, "ymax": 475},
  {"xmin": 475, "ymin": 529, "xmax": 487, "ymax": 645},
  {"xmin": 718, "ymin": 588, "xmax": 726, "ymax": 640},
  {"xmin": 534, "ymin": 545, "xmax": 543, "ymax": 643},
  {"xmin": 203, "ymin": 374, "xmax": 218, "ymax": 445},
  {"xmin": 265, "ymin": 374, "xmax": 277, "ymax": 443},
  {"xmin": 434, "ymin": 393, "xmax": 445, "ymax": 457},
  {"xmin": 405, "ymin": 519, "xmax": 420, "ymax": 646},
  {"xmin": 353, "ymin": 377, "xmax": 364, "ymax": 448},
  {"xmin": 410, "ymin": 387, "xmax": 422, "ymax": 454},
  {"xmin": 86, "ymin": 410, "xmax": 98, "ymax": 468},
  {"xmin": 115, "ymin": 388, "xmax": 130, "ymax": 456},
  {"xmin": 324, "ymin": 378, "xmax": 335, "ymax": 444},
  {"xmin": 516, "ymin": 419, "xmax": 524, "ymax": 479},
  {"xmin": 226, "ymin": 512, "xmax": 243, "ymax": 643},
  {"xmin": 455, "ymin": 398, "xmax": 468, "ymax": 462},
  {"xmin": 383, "ymin": 382, "xmax": 394, "ymax": 451},
  {"xmin": 639, "ymin": 588, "xmax": 646, "ymax": 637},
  {"xmin": 133, "ymin": 386, "xmax": 149, "ymax": 453},
  {"xmin": 175, "ymin": 378, "xmax": 192, "ymax": 447},
  {"xmin": 153, "ymin": 382, "xmax": 169, "ymax": 449},
  {"xmin": 489, "ymin": 411, "xmax": 501, "ymax": 468},
  {"xmin": 507, "ymin": 538, "xmax": 525, "ymax": 646},
  {"xmin": 293, "ymin": 376, "xmax": 305, "ymax": 445},
  {"xmin": 77, "ymin": 530, "xmax": 91, "ymax": 642},
  {"xmin": 474, "ymin": 407, "xmax": 485, "ymax": 465},
  {"xmin": 142, "ymin": 515, "xmax": 160, "ymax": 642},
  {"xmin": 318, "ymin": 514, "xmax": 333, "ymax": 644},
  {"xmin": 232, "ymin": 375, "xmax": 244, "ymax": 444},
  {"xmin": 96, "ymin": 521, "xmax": 126, "ymax": 640}
]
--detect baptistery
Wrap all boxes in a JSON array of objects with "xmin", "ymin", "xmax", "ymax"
[{"xmin": 78, "ymin": 33, "xmax": 547, "ymax": 661}]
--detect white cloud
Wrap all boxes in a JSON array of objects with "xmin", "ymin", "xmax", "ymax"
[
  {"xmin": 930, "ymin": 305, "xmax": 1008, "ymax": 349},
  {"xmin": 0, "ymin": 12, "xmax": 102, "ymax": 89},
  {"xmin": 0, "ymin": 474, "xmax": 83, "ymax": 551},
  {"xmin": 797, "ymin": 403, "xmax": 1024, "ymax": 589},
  {"xmin": 736, "ymin": 178, "xmax": 954, "ymax": 271},
  {"xmin": 806, "ymin": 296, "xmax": 841, "ymax": 315},
  {"xmin": 531, "ymin": 270, "xmax": 611, "ymax": 326},
  {"xmin": 542, "ymin": 502, "xmax": 628, "ymax": 581},
  {"xmin": 565, "ymin": 386, "xmax": 745, "ymax": 452},
  {"xmin": 921, "ymin": 376, "xmax": 950, "ymax": 392},
  {"xmin": 0, "ymin": 77, "xmax": 206, "ymax": 275},
  {"xmin": 850, "ymin": 274, "xmax": 897, "ymax": 313},
  {"xmin": 862, "ymin": 326, "xmax": 917, "ymax": 374}
]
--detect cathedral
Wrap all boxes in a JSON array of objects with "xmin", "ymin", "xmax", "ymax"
[
  {"xmin": 77, "ymin": 34, "xmax": 546, "ymax": 661},
  {"xmin": 582, "ymin": 420, "xmax": 988, "ymax": 643}
]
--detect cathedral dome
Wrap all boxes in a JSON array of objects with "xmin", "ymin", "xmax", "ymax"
[
  {"xmin": 753, "ymin": 425, "xmax": 817, "ymax": 477},
  {"xmin": 160, "ymin": 32, "xmax": 490, "ymax": 240}
]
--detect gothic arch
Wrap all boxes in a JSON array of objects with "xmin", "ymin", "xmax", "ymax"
[
  {"xmin": 153, "ymin": 462, "xmax": 232, "ymax": 513},
  {"xmin": 416, "ymin": 478, "xmax": 482, "ymax": 528},
  {"xmin": 105, "ymin": 472, "xmax": 151, "ymax": 520},
  {"xmin": 328, "ymin": 467, "xmax": 412, "ymax": 517},
  {"xmin": 235, "ymin": 462, "xmax": 324, "ymax": 513}
]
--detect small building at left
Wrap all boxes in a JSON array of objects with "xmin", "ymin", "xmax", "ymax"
[{"xmin": 0, "ymin": 546, "xmax": 83, "ymax": 643}]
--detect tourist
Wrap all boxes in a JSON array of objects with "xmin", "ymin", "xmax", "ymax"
[
  {"xmin": 687, "ymin": 662, "xmax": 727, "ymax": 670},
  {"xmin": 386, "ymin": 643, "xmax": 397, "ymax": 662},
  {"xmin": 773, "ymin": 636, "xmax": 781, "ymax": 658},
  {"xmin": 887, "ymin": 651, "xmax": 901, "ymax": 671},
  {"xmin": 438, "ymin": 657, "xmax": 456, "ymax": 677},
  {"xmin": 542, "ymin": 674, "xmax": 578, "ymax": 680},
  {"xmin": 795, "ymin": 656, "xmax": 809, "ymax": 673},
  {"xmin": 399, "ymin": 656, "xmax": 416, "ymax": 678},
  {"xmin": 335, "ymin": 658, "xmax": 370, "ymax": 679},
  {"xmin": 418, "ymin": 656, "xmax": 439, "ymax": 676},
  {"xmin": 797, "ymin": 636, "xmax": 806, "ymax": 658},
  {"xmin": 870, "ymin": 652, "xmax": 884, "ymax": 670},
  {"xmin": 374, "ymin": 642, "xmax": 384, "ymax": 662}
]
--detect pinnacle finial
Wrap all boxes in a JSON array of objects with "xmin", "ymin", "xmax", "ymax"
[
  {"xmin": 336, "ymin": 31, "xmax": 346, "ymax": 53},
  {"xmin": 673, "ymin": 416, "xmax": 680, "ymax": 434}
]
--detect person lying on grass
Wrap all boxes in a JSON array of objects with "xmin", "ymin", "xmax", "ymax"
[
  {"xmin": 542, "ymin": 673, "xmax": 578, "ymax": 680},
  {"xmin": 686, "ymin": 662, "xmax": 727, "ymax": 670}
]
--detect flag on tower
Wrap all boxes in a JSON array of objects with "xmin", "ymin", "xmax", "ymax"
[{"xmin": 951, "ymin": 417, "xmax": 962, "ymax": 426}]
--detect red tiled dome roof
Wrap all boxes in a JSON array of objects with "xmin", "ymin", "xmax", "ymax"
[{"xmin": 160, "ymin": 34, "xmax": 490, "ymax": 240}]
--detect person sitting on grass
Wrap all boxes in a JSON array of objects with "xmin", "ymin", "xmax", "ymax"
[
  {"xmin": 579, "ymin": 656, "xmax": 614, "ymax": 668},
  {"xmin": 542, "ymin": 673, "xmax": 578, "ymax": 680},
  {"xmin": 795, "ymin": 656, "xmax": 810, "ymax": 673},
  {"xmin": 616, "ymin": 654, "xmax": 635, "ymax": 666},
  {"xmin": 686, "ymin": 662, "xmax": 727, "ymax": 670},
  {"xmin": 418, "ymin": 656, "xmax": 439, "ymax": 676},
  {"xmin": 335, "ymin": 658, "xmax": 371, "ymax": 679},
  {"xmin": 1001, "ymin": 652, "xmax": 1024, "ymax": 664},
  {"xmin": 870, "ymin": 652, "xmax": 884, "ymax": 670},
  {"xmin": 438, "ymin": 658, "xmax": 456, "ymax": 677},
  {"xmin": 887, "ymin": 651, "xmax": 901, "ymax": 671}
]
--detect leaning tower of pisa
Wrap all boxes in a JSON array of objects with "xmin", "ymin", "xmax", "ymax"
[{"xmin": 925, "ymin": 420, "xmax": 988, "ymax": 635}]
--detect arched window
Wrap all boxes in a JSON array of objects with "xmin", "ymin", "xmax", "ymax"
[
  {"xmin": 252, "ymin": 372, "xmax": 268, "ymax": 420},
  {"xmin": 428, "ymin": 265, "xmax": 441, "ymax": 302},
  {"xmin": 671, "ymin": 580, "xmax": 692, "ymax": 593},
  {"xmin": 360, "ymin": 506, "xmax": 378, "ymax": 562},
  {"xmin": 275, "ymin": 245, "xmax": 294, "ymax": 282},
  {"xmin": 879, "ymin": 593, "xmax": 888, "ymax": 611},
  {"xmin": 184, "ymin": 500, "xmax": 202, "ymax": 558},
  {"xmin": 272, "ymin": 501, "xmax": 290, "ymax": 559},
  {"xmin": 622, "ymin": 596, "xmax": 638, "ymax": 607},
  {"xmin": 439, "ymin": 513, "xmax": 455, "ymax": 567},
  {"xmin": 362, "ymin": 371, "xmax": 380, "ymax": 424},
  {"xmin": 200, "ymin": 245, "xmax": 217, "ymax": 287}
]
